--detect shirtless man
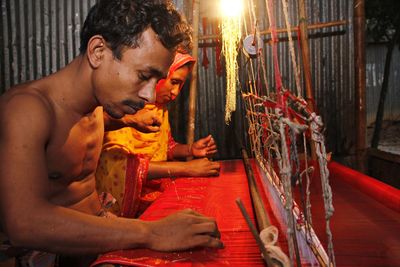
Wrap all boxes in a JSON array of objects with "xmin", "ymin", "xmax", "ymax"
[{"xmin": 0, "ymin": 0, "xmax": 222, "ymax": 261}]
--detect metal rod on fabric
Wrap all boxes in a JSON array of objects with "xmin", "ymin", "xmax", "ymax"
[
  {"xmin": 199, "ymin": 20, "xmax": 347, "ymax": 40},
  {"xmin": 186, "ymin": 0, "xmax": 200, "ymax": 145},
  {"xmin": 242, "ymin": 148, "xmax": 271, "ymax": 229},
  {"xmin": 236, "ymin": 198, "xmax": 274, "ymax": 266}
]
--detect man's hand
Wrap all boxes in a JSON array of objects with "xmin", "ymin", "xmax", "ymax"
[
  {"xmin": 184, "ymin": 158, "xmax": 220, "ymax": 177},
  {"xmin": 145, "ymin": 209, "xmax": 224, "ymax": 251},
  {"xmin": 122, "ymin": 109, "xmax": 162, "ymax": 133},
  {"xmin": 192, "ymin": 135, "xmax": 218, "ymax": 158}
]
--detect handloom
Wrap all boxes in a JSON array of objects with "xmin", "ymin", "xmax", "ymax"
[
  {"xmin": 239, "ymin": 0, "xmax": 335, "ymax": 265},
  {"xmin": 90, "ymin": 159, "xmax": 400, "ymax": 266},
  {"xmin": 90, "ymin": 0, "xmax": 400, "ymax": 265}
]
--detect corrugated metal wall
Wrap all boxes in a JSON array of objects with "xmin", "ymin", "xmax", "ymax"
[
  {"xmin": 0, "ymin": 0, "xmax": 97, "ymax": 91},
  {"xmin": 366, "ymin": 43, "xmax": 400, "ymax": 125},
  {"xmin": 1, "ymin": 0, "xmax": 358, "ymax": 159},
  {"xmin": 0, "ymin": 0, "xmax": 186, "ymax": 92}
]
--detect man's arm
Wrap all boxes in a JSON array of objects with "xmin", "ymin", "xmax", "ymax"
[
  {"xmin": 0, "ymin": 94, "xmax": 222, "ymax": 254},
  {"xmin": 103, "ymin": 108, "xmax": 161, "ymax": 133},
  {"xmin": 147, "ymin": 159, "xmax": 220, "ymax": 180}
]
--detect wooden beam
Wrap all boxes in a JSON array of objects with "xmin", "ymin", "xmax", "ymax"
[
  {"xmin": 260, "ymin": 20, "xmax": 347, "ymax": 36},
  {"xmin": 368, "ymin": 148, "xmax": 400, "ymax": 165},
  {"xmin": 198, "ymin": 20, "xmax": 347, "ymax": 40},
  {"xmin": 186, "ymin": 0, "xmax": 200, "ymax": 145},
  {"xmin": 198, "ymin": 30, "xmax": 347, "ymax": 47}
]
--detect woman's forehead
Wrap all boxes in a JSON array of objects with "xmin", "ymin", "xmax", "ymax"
[{"xmin": 169, "ymin": 65, "xmax": 190, "ymax": 79}]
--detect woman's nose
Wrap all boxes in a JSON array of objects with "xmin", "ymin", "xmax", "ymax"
[{"xmin": 171, "ymin": 86, "xmax": 180, "ymax": 98}]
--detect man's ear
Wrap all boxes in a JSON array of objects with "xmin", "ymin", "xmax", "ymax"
[{"xmin": 86, "ymin": 35, "xmax": 106, "ymax": 69}]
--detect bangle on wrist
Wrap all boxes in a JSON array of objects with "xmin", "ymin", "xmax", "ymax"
[{"xmin": 167, "ymin": 169, "xmax": 173, "ymax": 179}]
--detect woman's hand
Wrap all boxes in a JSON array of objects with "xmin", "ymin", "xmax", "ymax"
[{"xmin": 191, "ymin": 135, "xmax": 218, "ymax": 158}]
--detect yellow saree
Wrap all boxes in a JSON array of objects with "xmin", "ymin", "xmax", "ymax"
[{"xmin": 96, "ymin": 104, "xmax": 175, "ymax": 217}]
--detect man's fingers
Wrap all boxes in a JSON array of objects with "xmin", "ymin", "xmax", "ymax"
[
  {"xmin": 180, "ymin": 209, "xmax": 220, "ymax": 225},
  {"xmin": 151, "ymin": 117, "xmax": 162, "ymax": 127},
  {"xmin": 210, "ymin": 169, "xmax": 220, "ymax": 176},
  {"xmin": 138, "ymin": 125, "xmax": 159, "ymax": 133},
  {"xmin": 180, "ymin": 209, "xmax": 221, "ymax": 243},
  {"xmin": 193, "ymin": 222, "xmax": 221, "ymax": 238},
  {"xmin": 190, "ymin": 235, "xmax": 224, "ymax": 249},
  {"xmin": 181, "ymin": 208, "xmax": 212, "ymax": 219},
  {"xmin": 147, "ymin": 125, "xmax": 160, "ymax": 132}
]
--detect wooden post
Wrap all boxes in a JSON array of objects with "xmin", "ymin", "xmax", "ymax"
[
  {"xmin": 298, "ymin": 0, "xmax": 317, "ymax": 160},
  {"xmin": 354, "ymin": 0, "xmax": 366, "ymax": 171},
  {"xmin": 298, "ymin": 0, "xmax": 315, "ymax": 112},
  {"xmin": 186, "ymin": 0, "xmax": 200, "ymax": 145}
]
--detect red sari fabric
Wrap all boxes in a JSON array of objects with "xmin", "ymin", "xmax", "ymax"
[
  {"xmin": 121, "ymin": 155, "xmax": 149, "ymax": 218},
  {"xmin": 91, "ymin": 160, "xmax": 267, "ymax": 266}
]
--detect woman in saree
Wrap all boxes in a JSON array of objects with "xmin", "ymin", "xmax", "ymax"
[{"xmin": 96, "ymin": 53, "xmax": 220, "ymax": 218}]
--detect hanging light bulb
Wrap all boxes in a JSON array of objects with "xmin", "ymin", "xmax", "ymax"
[{"xmin": 220, "ymin": 0, "xmax": 243, "ymax": 18}]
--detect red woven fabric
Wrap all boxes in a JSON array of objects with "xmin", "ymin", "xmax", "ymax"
[
  {"xmin": 329, "ymin": 161, "xmax": 400, "ymax": 213},
  {"xmin": 91, "ymin": 160, "xmax": 266, "ymax": 266},
  {"xmin": 319, "ymin": 162, "xmax": 400, "ymax": 266}
]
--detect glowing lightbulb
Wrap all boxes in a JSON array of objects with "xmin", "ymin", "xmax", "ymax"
[{"xmin": 220, "ymin": 0, "xmax": 243, "ymax": 17}]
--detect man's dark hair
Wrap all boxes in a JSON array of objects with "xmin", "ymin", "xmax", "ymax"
[{"xmin": 80, "ymin": 0, "xmax": 192, "ymax": 59}]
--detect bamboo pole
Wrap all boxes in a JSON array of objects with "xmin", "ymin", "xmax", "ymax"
[
  {"xmin": 354, "ymin": 0, "xmax": 366, "ymax": 172},
  {"xmin": 186, "ymin": 0, "xmax": 200, "ymax": 145},
  {"xmin": 199, "ymin": 20, "xmax": 347, "ymax": 40},
  {"xmin": 241, "ymin": 149, "xmax": 271, "ymax": 230},
  {"xmin": 240, "ymin": 149, "xmax": 282, "ymax": 265}
]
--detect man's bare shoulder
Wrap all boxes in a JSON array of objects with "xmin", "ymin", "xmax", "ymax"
[{"xmin": 0, "ymin": 83, "xmax": 54, "ymax": 141}]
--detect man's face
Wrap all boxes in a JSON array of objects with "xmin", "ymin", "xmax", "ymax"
[
  {"xmin": 155, "ymin": 65, "xmax": 190, "ymax": 105},
  {"xmin": 94, "ymin": 28, "xmax": 174, "ymax": 119}
]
